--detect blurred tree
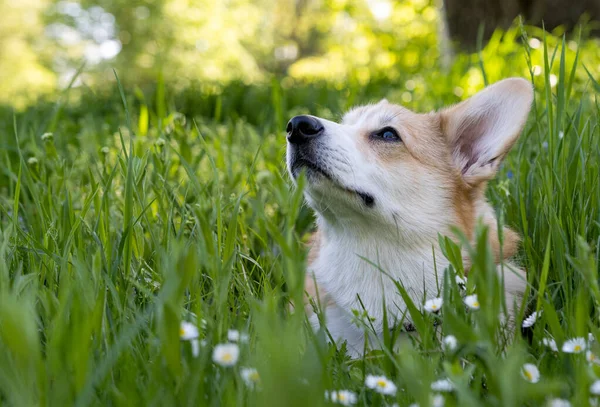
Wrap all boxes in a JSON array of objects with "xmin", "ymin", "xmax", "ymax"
[{"xmin": 0, "ymin": 0, "xmax": 56, "ymax": 108}]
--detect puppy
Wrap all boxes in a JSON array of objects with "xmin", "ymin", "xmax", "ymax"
[{"xmin": 286, "ymin": 78, "xmax": 533, "ymax": 355}]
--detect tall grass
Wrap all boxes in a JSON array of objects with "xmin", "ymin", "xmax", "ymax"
[{"xmin": 0, "ymin": 28, "xmax": 599, "ymax": 406}]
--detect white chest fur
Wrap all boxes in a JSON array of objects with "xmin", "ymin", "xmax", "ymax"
[{"xmin": 309, "ymin": 223, "xmax": 450, "ymax": 352}]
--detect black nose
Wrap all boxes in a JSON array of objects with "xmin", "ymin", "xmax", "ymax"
[{"xmin": 286, "ymin": 115, "xmax": 324, "ymax": 144}]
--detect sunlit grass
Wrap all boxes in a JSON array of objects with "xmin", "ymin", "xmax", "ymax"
[{"xmin": 0, "ymin": 28, "xmax": 599, "ymax": 406}]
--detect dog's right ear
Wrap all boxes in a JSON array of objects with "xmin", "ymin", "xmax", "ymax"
[{"xmin": 440, "ymin": 78, "xmax": 533, "ymax": 186}]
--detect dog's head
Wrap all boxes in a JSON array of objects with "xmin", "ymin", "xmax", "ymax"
[{"xmin": 286, "ymin": 78, "xmax": 533, "ymax": 243}]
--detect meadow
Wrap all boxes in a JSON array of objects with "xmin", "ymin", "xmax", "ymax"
[{"xmin": 0, "ymin": 25, "xmax": 599, "ymax": 407}]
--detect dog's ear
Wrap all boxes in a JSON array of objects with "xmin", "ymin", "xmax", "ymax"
[{"xmin": 440, "ymin": 78, "xmax": 533, "ymax": 186}]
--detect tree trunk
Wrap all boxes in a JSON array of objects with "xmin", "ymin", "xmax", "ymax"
[{"xmin": 443, "ymin": 0, "xmax": 600, "ymax": 50}]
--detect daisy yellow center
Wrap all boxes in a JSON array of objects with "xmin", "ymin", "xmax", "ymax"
[
  {"xmin": 431, "ymin": 305, "xmax": 438, "ymax": 310},
  {"xmin": 222, "ymin": 353, "xmax": 233, "ymax": 362},
  {"xmin": 473, "ymin": 302, "xmax": 479, "ymax": 307},
  {"xmin": 591, "ymin": 354, "xmax": 596, "ymax": 360},
  {"xmin": 377, "ymin": 380, "xmax": 387, "ymax": 388},
  {"xmin": 574, "ymin": 345, "xmax": 582, "ymax": 351},
  {"xmin": 250, "ymin": 372, "xmax": 259, "ymax": 381},
  {"xmin": 524, "ymin": 371, "xmax": 533, "ymax": 381},
  {"xmin": 338, "ymin": 394, "xmax": 346, "ymax": 401},
  {"xmin": 180, "ymin": 328, "xmax": 185, "ymax": 336}
]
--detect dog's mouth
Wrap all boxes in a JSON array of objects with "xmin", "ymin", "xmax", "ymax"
[{"xmin": 291, "ymin": 158, "xmax": 375, "ymax": 207}]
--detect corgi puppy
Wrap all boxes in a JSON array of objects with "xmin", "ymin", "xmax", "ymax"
[{"xmin": 286, "ymin": 78, "xmax": 533, "ymax": 355}]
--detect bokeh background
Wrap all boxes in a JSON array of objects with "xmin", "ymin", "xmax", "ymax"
[{"xmin": 2, "ymin": 0, "xmax": 599, "ymax": 111}]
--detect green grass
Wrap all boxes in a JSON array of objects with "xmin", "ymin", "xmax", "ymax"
[{"xmin": 0, "ymin": 27, "xmax": 599, "ymax": 407}]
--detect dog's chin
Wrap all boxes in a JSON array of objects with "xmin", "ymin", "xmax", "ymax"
[{"xmin": 290, "ymin": 159, "xmax": 375, "ymax": 208}]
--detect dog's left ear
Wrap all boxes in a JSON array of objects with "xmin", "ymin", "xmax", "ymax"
[{"xmin": 440, "ymin": 78, "xmax": 533, "ymax": 186}]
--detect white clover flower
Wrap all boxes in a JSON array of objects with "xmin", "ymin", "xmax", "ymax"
[
  {"xmin": 522, "ymin": 311, "xmax": 542, "ymax": 328},
  {"xmin": 241, "ymin": 367, "xmax": 260, "ymax": 388},
  {"xmin": 542, "ymin": 337, "xmax": 558, "ymax": 352},
  {"xmin": 546, "ymin": 399, "xmax": 571, "ymax": 407},
  {"xmin": 591, "ymin": 380, "xmax": 600, "ymax": 396},
  {"xmin": 180, "ymin": 321, "xmax": 199, "ymax": 340},
  {"xmin": 27, "ymin": 157, "xmax": 39, "ymax": 166},
  {"xmin": 521, "ymin": 363, "xmax": 540, "ymax": 383},
  {"xmin": 562, "ymin": 337, "xmax": 587, "ymax": 353},
  {"xmin": 155, "ymin": 138, "xmax": 166, "ymax": 147},
  {"xmin": 464, "ymin": 294, "xmax": 480, "ymax": 310},
  {"xmin": 212, "ymin": 343, "xmax": 240, "ymax": 367},
  {"xmin": 431, "ymin": 378, "xmax": 454, "ymax": 392},
  {"xmin": 325, "ymin": 390, "xmax": 357, "ymax": 405},
  {"xmin": 442, "ymin": 335, "xmax": 458, "ymax": 352},
  {"xmin": 587, "ymin": 351, "xmax": 600, "ymax": 365},
  {"xmin": 424, "ymin": 297, "xmax": 443, "ymax": 313},
  {"xmin": 100, "ymin": 146, "xmax": 110, "ymax": 154},
  {"xmin": 365, "ymin": 374, "xmax": 397, "ymax": 396}
]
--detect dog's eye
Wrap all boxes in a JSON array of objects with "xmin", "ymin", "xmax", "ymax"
[{"xmin": 372, "ymin": 127, "xmax": 401, "ymax": 142}]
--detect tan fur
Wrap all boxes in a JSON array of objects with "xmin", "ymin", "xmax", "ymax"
[{"xmin": 304, "ymin": 231, "xmax": 333, "ymax": 316}]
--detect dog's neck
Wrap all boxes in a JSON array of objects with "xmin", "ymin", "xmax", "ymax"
[{"xmin": 310, "ymin": 216, "xmax": 451, "ymax": 329}]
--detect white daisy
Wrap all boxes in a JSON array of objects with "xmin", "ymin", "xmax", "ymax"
[
  {"xmin": 522, "ymin": 311, "xmax": 542, "ymax": 328},
  {"xmin": 455, "ymin": 275, "xmax": 466, "ymax": 287},
  {"xmin": 431, "ymin": 378, "xmax": 454, "ymax": 392},
  {"xmin": 464, "ymin": 294, "xmax": 480, "ymax": 310},
  {"xmin": 587, "ymin": 351, "xmax": 600, "ymax": 364},
  {"xmin": 432, "ymin": 394, "xmax": 445, "ymax": 407},
  {"xmin": 212, "ymin": 343, "xmax": 240, "ymax": 367},
  {"xmin": 424, "ymin": 297, "xmax": 443, "ymax": 313},
  {"xmin": 180, "ymin": 321, "xmax": 199, "ymax": 340},
  {"xmin": 228, "ymin": 329, "xmax": 240, "ymax": 342},
  {"xmin": 365, "ymin": 374, "xmax": 397, "ymax": 396},
  {"xmin": 591, "ymin": 380, "xmax": 600, "ymax": 396},
  {"xmin": 546, "ymin": 398, "xmax": 571, "ymax": 407},
  {"xmin": 227, "ymin": 330, "xmax": 250, "ymax": 343},
  {"xmin": 442, "ymin": 335, "xmax": 458, "ymax": 351},
  {"xmin": 521, "ymin": 363, "xmax": 540, "ymax": 383},
  {"xmin": 241, "ymin": 367, "xmax": 260, "ymax": 388},
  {"xmin": 562, "ymin": 337, "xmax": 587, "ymax": 353},
  {"xmin": 325, "ymin": 390, "xmax": 357, "ymax": 406},
  {"xmin": 542, "ymin": 337, "xmax": 558, "ymax": 352}
]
